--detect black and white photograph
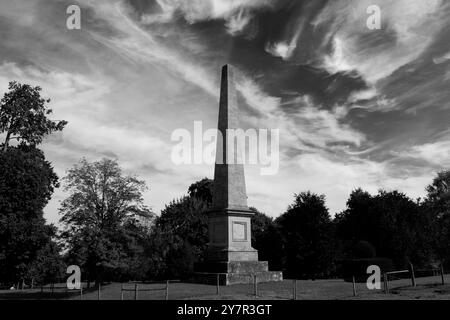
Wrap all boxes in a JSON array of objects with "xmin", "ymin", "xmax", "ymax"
[{"xmin": 0, "ymin": 0, "xmax": 450, "ymax": 317}]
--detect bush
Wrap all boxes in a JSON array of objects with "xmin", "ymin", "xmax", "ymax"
[{"xmin": 352, "ymin": 241, "xmax": 376, "ymax": 259}]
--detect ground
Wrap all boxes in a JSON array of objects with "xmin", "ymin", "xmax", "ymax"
[{"xmin": 0, "ymin": 275, "xmax": 449, "ymax": 300}]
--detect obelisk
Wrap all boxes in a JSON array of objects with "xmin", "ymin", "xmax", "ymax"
[
  {"xmin": 206, "ymin": 64, "xmax": 258, "ymax": 262},
  {"xmin": 194, "ymin": 65, "xmax": 283, "ymax": 285}
]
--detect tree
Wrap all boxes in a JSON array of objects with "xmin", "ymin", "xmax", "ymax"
[
  {"xmin": 59, "ymin": 158, "xmax": 154, "ymax": 283},
  {"xmin": 425, "ymin": 171, "xmax": 450, "ymax": 266},
  {"xmin": 0, "ymin": 145, "xmax": 62, "ymax": 284},
  {"xmin": 188, "ymin": 178, "xmax": 213, "ymax": 205},
  {"xmin": 249, "ymin": 207, "xmax": 283, "ymax": 270},
  {"xmin": 336, "ymin": 189, "xmax": 435, "ymax": 268},
  {"xmin": 276, "ymin": 192, "xmax": 336, "ymax": 279},
  {"xmin": 0, "ymin": 81, "xmax": 67, "ymax": 152},
  {"xmin": 148, "ymin": 196, "xmax": 209, "ymax": 279}
]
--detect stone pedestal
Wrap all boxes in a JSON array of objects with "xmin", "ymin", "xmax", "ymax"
[{"xmin": 194, "ymin": 261, "xmax": 283, "ymax": 285}]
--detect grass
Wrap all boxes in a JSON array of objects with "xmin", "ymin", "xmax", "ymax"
[{"xmin": 1, "ymin": 275, "xmax": 450, "ymax": 300}]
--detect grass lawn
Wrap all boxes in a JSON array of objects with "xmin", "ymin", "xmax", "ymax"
[{"xmin": 1, "ymin": 275, "xmax": 450, "ymax": 300}]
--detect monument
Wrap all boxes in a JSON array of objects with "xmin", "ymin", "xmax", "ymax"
[{"xmin": 194, "ymin": 65, "xmax": 283, "ymax": 285}]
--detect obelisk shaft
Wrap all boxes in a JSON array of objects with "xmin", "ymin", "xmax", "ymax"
[{"xmin": 212, "ymin": 65, "xmax": 248, "ymax": 211}]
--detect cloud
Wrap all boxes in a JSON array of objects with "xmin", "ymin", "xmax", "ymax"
[
  {"xmin": 80, "ymin": 0, "xmax": 218, "ymax": 96},
  {"xmin": 318, "ymin": 0, "xmax": 446, "ymax": 83},
  {"xmin": 405, "ymin": 138, "xmax": 450, "ymax": 168},
  {"xmin": 141, "ymin": 0, "xmax": 274, "ymax": 34},
  {"xmin": 265, "ymin": 42, "xmax": 297, "ymax": 60},
  {"xmin": 1, "ymin": 0, "xmax": 448, "ymax": 222},
  {"xmin": 433, "ymin": 51, "xmax": 450, "ymax": 64},
  {"xmin": 236, "ymin": 76, "xmax": 366, "ymax": 153}
]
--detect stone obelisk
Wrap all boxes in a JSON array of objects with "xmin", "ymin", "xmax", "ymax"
[{"xmin": 194, "ymin": 65, "xmax": 283, "ymax": 285}]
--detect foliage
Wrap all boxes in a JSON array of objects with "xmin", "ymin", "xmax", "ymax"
[
  {"xmin": 352, "ymin": 240, "xmax": 376, "ymax": 259},
  {"xmin": 276, "ymin": 192, "xmax": 337, "ymax": 279},
  {"xmin": 188, "ymin": 178, "xmax": 213, "ymax": 205},
  {"xmin": 0, "ymin": 145, "xmax": 62, "ymax": 284},
  {"xmin": 0, "ymin": 81, "xmax": 67, "ymax": 151},
  {"xmin": 424, "ymin": 170, "xmax": 450, "ymax": 266},
  {"xmin": 59, "ymin": 158, "xmax": 154, "ymax": 282},
  {"xmin": 335, "ymin": 189, "xmax": 435, "ymax": 269},
  {"xmin": 148, "ymin": 195, "xmax": 209, "ymax": 279}
]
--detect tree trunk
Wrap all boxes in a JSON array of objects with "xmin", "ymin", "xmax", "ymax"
[{"xmin": 2, "ymin": 131, "xmax": 11, "ymax": 152}]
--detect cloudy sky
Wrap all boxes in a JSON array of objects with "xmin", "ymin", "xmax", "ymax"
[{"xmin": 1, "ymin": 0, "xmax": 450, "ymax": 225}]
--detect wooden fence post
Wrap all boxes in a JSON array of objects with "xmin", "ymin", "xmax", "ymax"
[
  {"xmin": 216, "ymin": 274, "xmax": 220, "ymax": 295},
  {"xmin": 165, "ymin": 281, "xmax": 169, "ymax": 301},
  {"xmin": 80, "ymin": 286, "xmax": 83, "ymax": 300},
  {"xmin": 293, "ymin": 280, "xmax": 297, "ymax": 300},
  {"xmin": 409, "ymin": 263, "xmax": 416, "ymax": 287},
  {"xmin": 253, "ymin": 275, "xmax": 258, "ymax": 297},
  {"xmin": 121, "ymin": 284, "xmax": 124, "ymax": 301},
  {"xmin": 441, "ymin": 264, "xmax": 445, "ymax": 285},
  {"xmin": 384, "ymin": 274, "xmax": 389, "ymax": 294},
  {"xmin": 352, "ymin": 276, "xmax": 357, "ymax": 297},
  {"xmin": 134, "ymin": 283, "xmax": 138, "ymax": 300},
  {"xmin": 98, "ymin": 283, "xmax": 101, "ymax": 300},
  {"xmin": 31, "ymin": 278, "xmax": 34, "ymax": 290}
]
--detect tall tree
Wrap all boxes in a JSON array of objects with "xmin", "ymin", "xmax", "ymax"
[
  {"xmin": 148, "ymin": 196, "xmax": 209, "ymax": 279},
  {"xmin": 0, "ymin": 145, "xmax": 62, "ymax": 284},
  {"xmin": 0, "ymin": 81, "xmax": 67, "ymax": 152},
  {"xmin": 59, "ymin": 158, "xmax": 153, "ymax": 283},
  {"xmin": 425, "ymin": 171, "xmax": 450, "ymax": 266},
  {"xmin": 249, "ymin": 207, "xmax": 282, "ymax": 270},
  {"xmin": 277, "ymin": 192, "xmax": 336, "ymax": 279}
]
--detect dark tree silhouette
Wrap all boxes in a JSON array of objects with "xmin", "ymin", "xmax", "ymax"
[{"xmin": 0, "ymin": 81, "xmax": 67, "ymax": 152}]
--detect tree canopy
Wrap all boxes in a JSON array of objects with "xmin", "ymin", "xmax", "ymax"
[
  {"xmin": 0, "ymin": 81, "xmax": 67, "ymax": 151},
  {"xmin": 59, "ymin": 158, "xmax": 154, "ymax": 283},
  {"xmin": 0, "ymin": 145, "xmax": 63, "ymax": 284}
]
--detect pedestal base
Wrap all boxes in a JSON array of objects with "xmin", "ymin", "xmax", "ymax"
[{"xmin": 193, "ymin": 261, "xmax": 283, "ymax": 285}]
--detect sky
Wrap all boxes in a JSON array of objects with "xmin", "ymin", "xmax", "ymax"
[{"xmin": 1, "ymin": 0, "xmax": 450, "ymax": 225}]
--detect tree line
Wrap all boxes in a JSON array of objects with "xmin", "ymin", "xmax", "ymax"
[{"xmin": 1, "ymin": 81, "xmax": 450, "ymax": 286}]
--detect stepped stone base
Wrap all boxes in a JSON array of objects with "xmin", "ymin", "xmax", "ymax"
[{"xmin": 193, "ymin": 261, "xmax": 283, "ymax": 285}]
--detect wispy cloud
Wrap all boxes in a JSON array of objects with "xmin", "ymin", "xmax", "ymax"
[{"xmin": 1, "ymin": 0, "xmax": 449, "ymax": 221}]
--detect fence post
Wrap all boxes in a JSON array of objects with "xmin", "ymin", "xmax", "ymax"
[
  {"xmin": 121, "ymin": 284, "xmax": 124, "ymax": 301},
  {"xmin": 384, "ymin": 274, "xmax": 389, "ymax": 294},
  {"xmin": 134, "ymin": 283, "xmax": 138, "ymax": 301},
  {"xmin": 352, "ymin": 276, "xmax": 357, "ymax": 297},
  {"xmin": 98, "ymin": 282, "xmax": 101, "ymax": 300},
  {"xmin": 441, "ymin": 264, "xmax": 445, "ymax": 285},
  {"xmin": 80, "ymin": 286, "xmax": 83, "ymax": 300},
  {"xmin": 22, "ymin": 279, "xmax": 25, "ymax": 290},
  {"xmin": 165, "ymin": 281, "xmax": 169, "ymax": 301},
  {"xmin": 292, "ymin": 280, "xmax": 297, "ymax": 300},
  {"xmin": 253, "ymin": 275, "xmax": 258, "ymax": 297},
  {"xmin": 31, "ymin": 278, "xmax": 34, "ymax": 290},
  {"xmin": 409, "ymin": 263, "xmax": 416, "ymax": 287},
  {"xmin": 216, "ymin": 274, "xmax": 220, "ymax": 295}
]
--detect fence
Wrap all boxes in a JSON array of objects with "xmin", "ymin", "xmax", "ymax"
[
  {"xmin": 120, "ymin": 281, "xmax": 175, "ymax": 300},
  {"xmin": 40, "ymin": 283, "xmax": 84, "ymax": 299},
  {"xmin": 2, "ymin": 266, "xmax": 447, "ymax": 300},
  {"xmin": 383, "ymin": 264, "xmax": 445, "ymax": 294}
]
